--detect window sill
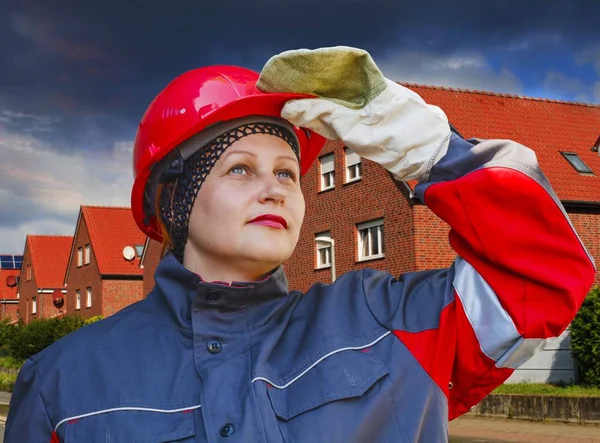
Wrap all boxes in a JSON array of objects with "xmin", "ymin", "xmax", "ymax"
[
  {"xmin": 318, "ymin": 186, "xmax": 335, "ymax": 194},
  {"xmin": 357, "ymin": 254, "xmax": 385, "ymax": 263},
  {"xmin": 343, "ymin": 177, "xmax": 362, "ymax": 186},
  {"xmin": 315, "ymin": 264, "xmax": 332, "ymax": 270}
]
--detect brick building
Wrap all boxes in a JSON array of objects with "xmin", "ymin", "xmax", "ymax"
[
  {"xmin": 0, "ymin": 255, "xmax": 22, "ymax": 323},
  {"xmin": 17, "ymin": 236, "xmax": 72, "ymax": 324},
  {"xmin": 63, "ymin": 206, "xmax": 146, "ymax": 319}
]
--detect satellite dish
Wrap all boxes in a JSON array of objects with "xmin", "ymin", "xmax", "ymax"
[
  {"xmin": 5, "ymin": 275, "xmax": 17, "ymax": 287},
  {"xmin": 52, "ymin": 289, "xmax": 64, "ymax": 309},
  {"xmin": 52, "ymin": 289, "xmax": 63, "ymax": 301},
  {"xmin": 122, "ymin": 246, "xmax": 136, "ymax": 261}
]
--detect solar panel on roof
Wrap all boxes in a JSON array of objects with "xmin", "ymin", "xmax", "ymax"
[{"xmin": 0, "ymin": 255, "xmax": 23, "ymax": 270}]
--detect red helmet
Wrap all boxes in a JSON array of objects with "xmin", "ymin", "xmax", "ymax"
[{"xmin": 131, "ymin": 65, "xmax": 326, "ymax": 242}]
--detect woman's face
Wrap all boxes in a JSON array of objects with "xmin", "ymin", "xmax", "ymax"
[{"xmin": 184, "ymin": 133, "xmax": 305, "ymax": 281}]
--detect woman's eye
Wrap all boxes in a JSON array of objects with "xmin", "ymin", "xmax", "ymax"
[
  {"xmin": 277, "ymin": 169, "xmax": 296, "ymax": 180},
  {"xmin": 230, "ymin": 165, "xmax": 248, "ymax": 175}
]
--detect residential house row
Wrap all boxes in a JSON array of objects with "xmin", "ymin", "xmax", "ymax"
[{"xmin": 0, "ymin": 207, "xmax": 145, "ymax": 325}]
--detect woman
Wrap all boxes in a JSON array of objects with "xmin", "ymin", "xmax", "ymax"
[{"xmin": 5, "ymin": 47, "xmax": 595, "ymax": 443}]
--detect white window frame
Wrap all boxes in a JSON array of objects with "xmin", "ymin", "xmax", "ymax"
[
  {"xmin": 76, "ymin": 290, "xmax": 81, "ymax": 310},
  {"xmin": 32, "ymin": 297, "xmax": 37, "ymax": 315},
  {"xmin": 357, "ymin": 219, "xmax": 384, "ymax": 261},
  {"xmin": 315, "ymin": 232, "xmax": 332, "ymax": 269},
  {"xmin": 344, "ymin": 148, "xmax": 361, "ymax": 183},
  {"xmin": 77, "ymin": 247, "xmax": 83, "ymax": 267},
  {"xmin": 319, "ymin": 153, "xmax": 335, "ymax": 191},
  {"xmin": 86, "ymin": 287, "xmax": 92, "ymax": 308},
  {"xmin": 84, "ymin": 244, "xmax": 91, "ymax": 265}
]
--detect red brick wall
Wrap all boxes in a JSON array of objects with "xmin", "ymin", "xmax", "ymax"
[
  {"xmin": 142, "ymin": 239, "xmax": 163, "ymax": 297},
  {"xmin": 285, "ymin": 140, "xmax": 416, "ymax": 292},
  {"xmin": 414, "ymin": 204, "xmax": 455, "ymax": 271},
  {"xmin": 101, "ymin": 279, "xmax": 144, "ymax": 317},
  {"xmin": 566, "ymin": 210, "xmax": 600, "ymax": 287},
  {"xmin": 65, "ymin": 218, "xmax": 103, "ymax": 318},
  {"xmin": 0, "ymin": 303, "xmax": 18, "ymax": 322}
]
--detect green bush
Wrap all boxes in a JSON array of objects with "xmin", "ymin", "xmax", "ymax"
[
  {"xmin": 0, "ymin": 318, "xmax": 18, "ymax": 352},
  {"xmin": 0, "ymin": 355, "xmax": 24, "ymax": 370},
  {"xmin": 6, "ymin": 315, "xmax": 90, "ymax": 361},
  {"xmin": 0, "ymin": 372, "xmax": 16, "ymax": 392},
  {"xmin": 84, "ymin": 315, "xmax": 103, "ymax": 325},
  {"xmin": 571, "ymin": 286, "xmax": 600, "ymax": 387}
]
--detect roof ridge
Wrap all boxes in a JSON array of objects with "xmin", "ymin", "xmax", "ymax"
[
  {"xmin": 28, "ymin": 235, "xmax": 73, "ymax": 239},
  {"xmin": 400, "ymin": 82, "xmax": 600, "ymax": 108},
  {"xmin": 82, "ymin": 205, "xmax": 131, "ymax": 210}
]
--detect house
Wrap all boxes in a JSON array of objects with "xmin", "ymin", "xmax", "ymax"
[
  {"xmin": 63, "ymin": 206, "xmax": 146, "ymax": 319},
  {"xmin": 0, "ymin": 254, "xmax": 22, "ymax": 323},
  {"xmin": 140, "ymin": 85, "xmax": 600, "ymax": 384},
  {"xmin": 17, "ymin": 236, "xmax": 72, "ymax": 324}
]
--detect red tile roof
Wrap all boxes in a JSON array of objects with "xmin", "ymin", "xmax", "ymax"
[
  {"xmin": 404, "ymin": 84, "xmax": 600, "ymax": 203},
  {"xmin": 27, "ymin": 236, "xmax": 73, "ymax": 288},
  {"xmin": 81, "ymin": 206, "xmax": 145, "ymax": 276},
  {"xmin": 0, "ymin": 269, "xmax": 20, "ymax": 300}
]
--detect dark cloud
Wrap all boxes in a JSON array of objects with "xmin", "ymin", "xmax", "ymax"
[{"xmin": 0, "ymin": 0, "xmax": 598, "ymax": 150}]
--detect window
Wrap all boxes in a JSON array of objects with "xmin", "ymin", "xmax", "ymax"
[
  {"xmin": 77, "ymin": 247, "xmax": 83, "ymax": 267},
  {"xmin": 84, "ymin": 244, "xmax": 91, "ymax": 265},
  {"xmin": 315, "ymin": 232, "xmax": 332, "ymax": 269},
  {"xmin": 344, "ymin": 148, "xmax": 362, "ymax": 182},
  {"xmin": 76, "ymin": 290, "xmax": 81, "ymax": 310},
  {"xmin": 561, "ymin": 152, "xmax": 593, "ymax": 174},
  {"xmin": 357, "ymin": 219, "xmax": 384, "ymax": 261},
  {"xmin": 319, "ymin": 153, "xmax": 335, "ymax": 191},
  {"xmin": 135, "ymin": 244, "xmax": 144, "ymax": 257},
  {"xmin": 86, "ymin": 287, "xmax": 92, "ymax": 308},
  {"xmin": 32, "ymin": 297, "xmax": 37, "ymax": 315},
  {"xmin": 26, "ymin": 264, "xmax": 32, "ymax": 282}
]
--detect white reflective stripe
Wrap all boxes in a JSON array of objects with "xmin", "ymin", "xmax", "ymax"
[
  {"xmin": 54, "ymin": 404, "xmax": 202, "ymax": 432},
  {"xmin": 251, "ymin": 331, "xmax": 392, "ymax": 389},
  {"xmin": 453, "ymin": 257, "xmax": 551, "ymax": 369}
]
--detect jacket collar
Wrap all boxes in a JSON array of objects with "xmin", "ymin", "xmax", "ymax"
[{"xmin": 151, "ymin": 252, "xmax": 291, "ymax": 332}]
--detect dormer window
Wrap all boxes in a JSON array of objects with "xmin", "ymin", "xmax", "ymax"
[{"xmin": 561, "ymin": 152, "xmax": 593, "ymax": 174}]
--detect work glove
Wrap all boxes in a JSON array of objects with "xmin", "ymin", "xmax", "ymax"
[{"xmin": 257, "ymin": 46, "xmax": 451, "ymax": 182}]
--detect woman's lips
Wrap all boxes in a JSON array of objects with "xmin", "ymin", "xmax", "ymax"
[{"xmin": 248, "ymin": 214, "xmax": 288, "ymax": 230}]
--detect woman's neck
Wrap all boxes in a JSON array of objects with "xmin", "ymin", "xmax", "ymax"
[{"xmin": 182, "ymin": 248, "xmax": 275, "ymax": 284}]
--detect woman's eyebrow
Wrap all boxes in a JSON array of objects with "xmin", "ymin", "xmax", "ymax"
[{"xmin": 224, "ymin": 150, "xmax": 297, "ymax": 163}]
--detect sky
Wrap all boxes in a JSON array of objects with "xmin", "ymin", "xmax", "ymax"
[{"xmin": 0, "ymin": 0, "xmax": 599, "ymax": 254}]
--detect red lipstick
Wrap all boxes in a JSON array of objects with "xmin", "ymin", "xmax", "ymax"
[{"xmin": 249, "ymin": 214, "xmax": 288, "ymax": 230}]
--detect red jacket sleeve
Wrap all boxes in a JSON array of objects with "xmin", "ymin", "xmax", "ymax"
[{"xmin": 415, "ymin": 134, "xmax": 595, "ymax": 418}]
